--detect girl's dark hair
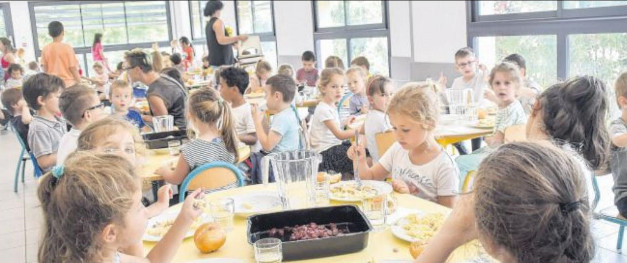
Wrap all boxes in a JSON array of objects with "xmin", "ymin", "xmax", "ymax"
[
  {"xmin": 179, "ymin": 36, "xmax": 192, "ymax": 48},
  {"xmin": 204, "ymin": 0, "xmax": 224, "ymax": 17},
  {"xmin": 0, "ymin": 37, "xmax": 14, "ymax": 53},
  {"xmin": 92, "ymin": 33, "xmax": 102, "ymax": 48},
  {"xmin": 160, "ymin": 67, "xmax": 185, "ymax": 88},
  {"xmin": 475, "ymin": 142, "xmax": 594, "ymax": 263},
  {"xmin": 536, "ymin": 76, "xmax": 610, "ymax": 170},
  {"xmin": 366, "ymin": 75, "xmax": 392, "ymax": 96}
]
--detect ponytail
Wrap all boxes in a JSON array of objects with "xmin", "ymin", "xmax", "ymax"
[{"xmin": 219, "ymin": 99, "xmax": 239, "ymax": 162}]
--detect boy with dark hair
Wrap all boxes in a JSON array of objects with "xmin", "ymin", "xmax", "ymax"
[
  {"xmin": 251, "ymin": 74, "xmax": 301, "ymax": 153},
  {"xmin": 22, "ymin": 73, "xmax": 67, "ymax": 172},
  {"xmin": 296, "ymin": 50, "xmax": 319, "ymax": 87},
  {"xmin": 1, "ymin": 88, "xmax": 33, "ymax": 149},
  {"xmin": 41, "ymin": 21, "xmax": 81, "ymax": 87},
  {"xmin": 503, "ymin": 53, "xmax": 542, "ymax": 114},
  {"xmin": 5, "ymin": 63, "xmax": 23, "ymax": 88},
  {"xmin": 219, "ymin": 67, "xmax": 257, "ymax": 148}
]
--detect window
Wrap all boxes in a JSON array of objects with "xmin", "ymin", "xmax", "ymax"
[
  {"xmin": 478, "ymin": 1, "xmax": 557, "ymax": 15},
  {"xmin": 235, "ymin": 1, "xmax": 277, "ymax": 70},
  {"xmin": 30, "ymin": 1, "xmax": 172, "ymax": 77},
  {"xmin": 564, "ymin": 1, "xmax": 627, "ymax": 9},
  {"xmin": 313, "ymin": 1, "xmax": 389, "ymax": 76},
  {"xmin": 0, "ymin": 3, "xmax": 13, "ymax": 41},
  {"xmin": 189, "ymin": 0, "xmax": 205, "ymax": 40}
]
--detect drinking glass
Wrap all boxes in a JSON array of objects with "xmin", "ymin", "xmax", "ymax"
[
  {"xmin": 209, "ymin": 198, "xmax": 235, "ymax": 231},
  {"xmin": 362, "ymin": 190, "xmax": 387, "ymax": 230},
  {"xmin": 152, "ymin": 115, "xmax": 173, "ymax": 132},
  {"xmin": 313, "ymin": 178, "xmax": 330, "ymax": 207},
  {"xmin": 254, "ymin": 238, "xmax": 283, "ymax": 263},
  {"xmin": 167, "ymin": 140, "xmax": 181, "ymax": 156}
]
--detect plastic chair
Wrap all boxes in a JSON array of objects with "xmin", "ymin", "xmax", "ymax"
[
  {"xmin": 179, "ymin": 161, "xmax": 245, "ymax": 203},
  {"xmin": 591, "ymin": 172, "xmax": 627, "ymax": 252},
  {"xmin": 337, "ymin": 92, "xmax": 353, "ymax": 119},
  {"xmin": 9, "ymin": 123, "xmax": 42, "ymax": 192},
  {"xmin": 460, "ymin": 171, "xmax": 477, "ymax": 193},
  {"xmin": 375, "ymin": 130, "xmax": 396, "ymax": 157}
]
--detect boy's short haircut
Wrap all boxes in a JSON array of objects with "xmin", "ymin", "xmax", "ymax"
[
  {"xmin": 8, "ymin": 63, "xmax": 23, "ymax": 74},
  {"xmin": 277, "ymin": 64, "xmax": 294, "ymax": 78},
  {"xmin": 109, "ymin": 79, "xmax": 132, "ymax": 97},
  {"xmin": 615, "ymin": 72, "xmax": 627, "ymax": 108},
  {"xmin": 350, "ymin": 56, "xmax": 370, "ymax": 71},
  {"xmin": 503, "ymin": 53, "xmax": 526, "ymax": 70},
  {"xmin": 59, "ymin": 84, "xmax": 98, "ymax": 126},
  {"xmin": 219, "ymin": 67, "xmax": 249, "ymax": 95},
  {"xmin": 22, "ymin": 73, "xmax": 65, "ymax": 110},
  {"xmin": 266, "ymin": 74, "xmax": 296, "ymax": 103},
  {"xmin": 48, "ymin": 21, "xmax": 64, "ymax": 38},
  {"xmin": 92, "ymin": 62, "xmax": 103, "ymax": 70},
  {"xmin": 170, "ymin": 53, "xmax": 182, "ymax": 65},
  {"xmin": 28, "ymin": 61, "xmax": 39, "ymax": 71},
  {"xmin": 124, "ymin": 49, "xmax": 153, "ymax": 73},
  {"xmin": 302, "ymin": 51, "xmax": 316, "ymax": 62},
  {"xmin": 454, "ymin": 47, "xmax": 475, "ymax": 60},
  {"xmin": 1, "ymin": 88, "xmax": 23, "ymax": 115}
]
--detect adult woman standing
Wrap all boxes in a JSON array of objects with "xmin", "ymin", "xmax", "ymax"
[
  {"xmin": 204, "ymin": 0, "xmax": 247, "ymax": 68},
  {"xmin": 91, "ymin": 33, "xmax": 111, "ymax": 72},
  {"xmin": 0, "ymin": 37, "xmax": 16, "ymax": 81}
]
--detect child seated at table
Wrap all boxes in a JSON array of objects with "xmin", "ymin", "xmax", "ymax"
[
  {"xmin": 247, "ymin": 60, "xmax": 272, "ymax": 94},
  {"xmin": 22, "ymin": 73, "xmax": 67, "ymax": 173},
  {"xmin": 155, "ymin": 88, "xmax": 237, "ymax": 185},
  {"xmin": 109, "ymin": 80, "xmax": 149, "ymax": 132},
  {"xmin": 202, "ymin": 56, "xmax": 210, "ymax": 70},
  {"xmin": 611, "ymin": 72, "xmax": 627, "ymax": 218},
  {"xmin": 325, "ymin": 55, "xmax": 345, "ymax": 70},
  {"xmin": 416, "ymin": 142, "xmax": 593, "ymax": 262},
  {"xmin": 5, "ymin": 63, "xmax": 23, "ymax": 88},
  {"xmin": 296, "ymin": 51, "xmax": 319, "ymax": 87},
  {"xmin": 278, "ymin": 64, "xmax": 295, "ymax": 80},
  {"xmin": 38, "ymin": 151, "xmax": 200, "ymax": 262},
  {"xmin": 503, "ymin": 53, "xmax": 542, "ymax": 115},
  {"xmin": 310, "ymin": 68, "xmax": 356, "ymax": 175},
  {"xmin": 219, "ymin": 67, "xmax": 258, "ymax": 149},
  {"xmin": 348, "ymin": 83, "xmax": 459, "ymax": 208},
  {"xmin": 346, "ymin": 66, "xmax": 369, "ymax": 115},
  {"xmin": 56, "ymin": 84, "xmax": 108, "ymax": 165},
  {"xmin": 169, "ymin": 53, "xmax": 185, "ymax": 76},
  {"xmin": 363, "ymin": 75, "xmax": 393, "ymax": 163},
  {"xmin": 90, "ymin": 62, "xmax": 109, "ymax": 100},
  {"xmin": 1, "ymin": 88, "xmax": 33, "ymax": 150},
  {"xmin": 350, "ymin": 56, "xmax": 370, "ymax": 77},
  {"xmin": 455, "ymin": 62, "xmax": 527, "ymax": 178}
]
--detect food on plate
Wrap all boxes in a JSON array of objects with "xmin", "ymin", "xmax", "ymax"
[
  {"xmin": 409, "ymin": 240, "xmax": 427, "ymax": 259},
  {"xmin": 146, "ymin": 215, "xmax": 203, "ymax": 237},
  {"xmin": 400, "ymin": 213, "xmax": 445, "ymax": 242},
  {"xmin": 241, "ymin": 202, "xmax": 254, "ymax": 210},
  {"xmin": 330, "ymin": 183, "xmax": 378, "ymax": 199},
  {"xmin": 194, "ymin": 222, "xmax": 227, "ymax": 253},
  {"xmin": 267, "ymin": 222, "xmax": 349, "ymax": 241},
  {"xmin": 317, "ymin": 172, "xmax": 341, "ymax": 184}
]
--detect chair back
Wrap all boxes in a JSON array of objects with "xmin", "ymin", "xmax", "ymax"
[
  {"xmin": 9, "ymin": 122, "xmax": 42, "ymax": 178},
  {"xmin": 375, "ymin": 130, "xmax": 396, "ymax": 157},
  {"xmin": 504, "ymin": 124, "xmax": 526, "ymax": 143},
  {"xmin": 179, "ymin": 161, "xmax": 245, "ymax": 202},
  {"xmin": 461, "ymin": 171, "xmax": 477, "ymax": 193}
]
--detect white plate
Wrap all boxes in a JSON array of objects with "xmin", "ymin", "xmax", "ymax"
[
  {"xmin": 232, "ymin": 192, "xmax": 282, "ymax": 217},
  {"xmin": 390, "ymin": 212, "xmax": 445, "ymax": 243},
  {"xmin": 329, "ymin": 180, "xmax": 393, "ymax": 202},
  {"xmin": 143, "ymin": 211, "xmax": 211, "ymax": 242},
  {"xmin": 186, "ymin": 259, "xmax": 245, "ymax": 263}
]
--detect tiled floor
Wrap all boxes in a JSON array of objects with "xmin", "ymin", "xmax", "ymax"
[{"xmin": 1, "ymin": 131, "xmax": 627, "ymax": 262}]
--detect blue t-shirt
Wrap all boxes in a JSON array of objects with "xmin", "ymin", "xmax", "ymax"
[
  {"xmin": 270, "ymin": 107, "xmax": 301, "ymax": 152},
  {"xmin": 125, "ymin": 110, "xmax": 145, "ymax": 129}
]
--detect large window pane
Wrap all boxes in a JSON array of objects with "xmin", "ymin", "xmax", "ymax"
[
  {"xmin": 253, "ymin": 1, "xmax": 273, "ymax": 33},
  {"xmin": 346, "ymin": 1, "xmax": 383, "ymax": 25},
  {"xmin": 317, "ymin": 1, "xmax": 345, "ymax": 28},
  {"xmin": 261, "ymin": 41, "xmax": 277, "ymax": 72},
  {"xmin": 34, "ymin": 5, "xmax": 85, "ymax": 48},
  {"xmin": 478, "ymin": 1, "xmax": 557, "ymax": 15},
  {"xmin": 476, "ymin": 35, "xmax": 557, "ymax": 88},
  {"xmin": 81, "ymin": 3, "xmax": 127, "ymax": 46},
  {"xmin": 190, "ymin": 1, "xmax": 204, "ymax": 39},
  {"xmin": 564, "ymin": 1, "xmax": 627, "ymax": 9},
  {"xmin": 318, "ymin": 39, "xmax": 347, "ymax": 69},
  {"xmin": 236, "ymin": 1, "xmax": 254, "ymax": 34},
  {"xmin": 125, "ymin": 1, "xmax": 169, "ymax": 43},
  {"xmin": 0, "ymin": 8, "xmax": 6, "ymax": 38},
  {"xmin": 350, "ymin": 37, "xmax": 388, "ymax": 76}
]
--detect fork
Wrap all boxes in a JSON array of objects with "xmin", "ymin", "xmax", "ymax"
[{"xmin": 354, "ymin": 129, "xmax": 362, "ymax": 188}]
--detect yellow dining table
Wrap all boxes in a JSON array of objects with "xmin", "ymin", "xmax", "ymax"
[{"xmin": 143, "ymin": 183, "xmax": 489, "ymax": 263}]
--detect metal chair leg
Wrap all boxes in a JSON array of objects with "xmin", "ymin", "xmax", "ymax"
[
  {"xmin": 14, "ymin": 148, "xmax": 24, "ymax": 193},
  {"xmin": 618, "ymin": 225, "xmax": 625, "ymax": 253},
  {"xmin": 21, "ymin": 159, "xmax": 26, "ymax": 183}
]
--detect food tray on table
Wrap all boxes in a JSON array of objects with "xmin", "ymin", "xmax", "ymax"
[
  {"xmin": 247, "ymin": 205, "xmax": 372, "ymax": 261},
  {"xmin": 142, "ymin": 129, "xmax": 188, "ymax": 150}
]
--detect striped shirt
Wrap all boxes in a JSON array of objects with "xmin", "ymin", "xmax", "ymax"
[{"xmin": 181, "ymin": 138, "xmax": 236, "ymax": 170}]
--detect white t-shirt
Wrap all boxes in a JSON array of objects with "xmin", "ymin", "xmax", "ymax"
[
  {"xmin": 56, "ymin": 128, "xmax": 81, "ymax": 165},
  {"xmin": 450, "ymin": 70, "xmax": 487, "ymax": 105},
  {"xmin": 231, "ymin": 102, "xmax": 260, "ymax": 152},
  {"xmin": 379, "ymin": 142, "xmax": 460, "ymax": 202},
  {"xmin": 309, "ymin": 101, "xmax": 342, "ymax": 153},
  {"xmin": 364, "ymin": 110, "xmax": 391, "ymax": 163}
]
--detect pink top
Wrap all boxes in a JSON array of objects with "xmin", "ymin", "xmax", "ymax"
[
  {"xmin": 92, "ymin": 43, "xmax": 104, "ymax": 61},
  {"xmin": 2, "ymin": 56, "xmax": 10, "ymax": 81}
]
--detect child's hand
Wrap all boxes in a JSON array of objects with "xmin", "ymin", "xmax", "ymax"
[
  {"xmin": 156, "ymin": 185, "xmax": 173, "ymax": 209},
  {"xmin": 179, "ymin": 189, "xmax": 205, "ymax": 222},
  {"xmin": 250, "ymin": 103, "xmax": 263, "ymax": 124},
  {"xmin": 347, "ymin": 143, "xmax": 366, "ymax": 161},
  {"xmin": 438, "ymin": 72, "xmax": 448, "ymax": 87},
  {"xmin": 392, "ymin": 180, "xmax": 410, "ymax": 194}
]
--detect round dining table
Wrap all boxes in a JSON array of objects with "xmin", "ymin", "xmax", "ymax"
[{"xmin": 142, "ymin": 183, "xmax": 490, "ymax": 263}]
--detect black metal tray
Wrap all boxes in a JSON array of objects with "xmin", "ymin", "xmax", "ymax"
[
  {"xmin": 142, "ymin": 129, "xmax": 188, "ymax": 149},
  {"xmin": 247, "ymin": 205, "xmax": 372, "ymax": 261}
]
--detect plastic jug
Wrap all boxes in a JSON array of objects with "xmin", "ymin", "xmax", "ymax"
[{"xmin": 262, "ymin": 150, "xmax": 322, "ymax": 210}]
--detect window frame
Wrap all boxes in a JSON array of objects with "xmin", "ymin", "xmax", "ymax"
[
  {"xmin": 312, "ymin": 0, "xmax": 391, "ymax": 75},
  {"xmin": 234, "ymin": 0, "xmax": 277, "ymax": 67},
  {"xmin": 0, "ymin": 3, "xmax": 14, "ymax": 44},
  {"xmin": 28, "ymin": 1, "xmax": 173, "ymax": 76},
  {"xmin": 467, "ymin": 1, "xmax": 627, "ymax": 80},
  {"xmin": 188, "ymin": 0, "xmax": 205, "ymax": 42}
]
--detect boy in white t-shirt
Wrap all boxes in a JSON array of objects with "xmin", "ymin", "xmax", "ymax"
[{"xmin": 219, "ymin": 67, "xmax": 258, "ymax": 150}]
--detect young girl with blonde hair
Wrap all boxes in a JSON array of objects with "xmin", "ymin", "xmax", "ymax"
[
  {"xmin": 348, "ymin": 83, "xmax": 459, "ymax": 207},
  {"xmin": 310, "ymin": 67, "xmax": 356, "ymax": 174},
  {"xmin": 38, "ymin": 151, "xmax": 204, "ymax": 263},
  {"xmin": 156, "ymin": 87, "xmax": 237, "ymax": 185}
]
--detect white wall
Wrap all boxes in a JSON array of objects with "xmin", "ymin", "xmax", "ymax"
[
  {"xmin": 274, "ymin": 1, "xmax": 314, "ymax": 57},
  {"xmin": 411, "ymin": 1, "xmax": 467, "ymax": 63},
  {"xmin": 389, "ymin": 1, "xmax": 412, "ymax": 58}
]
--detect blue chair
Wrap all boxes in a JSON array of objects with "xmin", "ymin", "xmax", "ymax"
[
  {"xmin": 10, "ymin": 123, "xmax": 42, "ymax": 193},
  {"xmin": 591, "ymin": 173, "xmax": 627, "ymax": 252},
  {"xmin": 179, "ymin": 161, "xmax": 245, "ymax": 203},
  {"xmin": 337, "ymin": 92, "xmax": 353, "ymax": 119}
]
